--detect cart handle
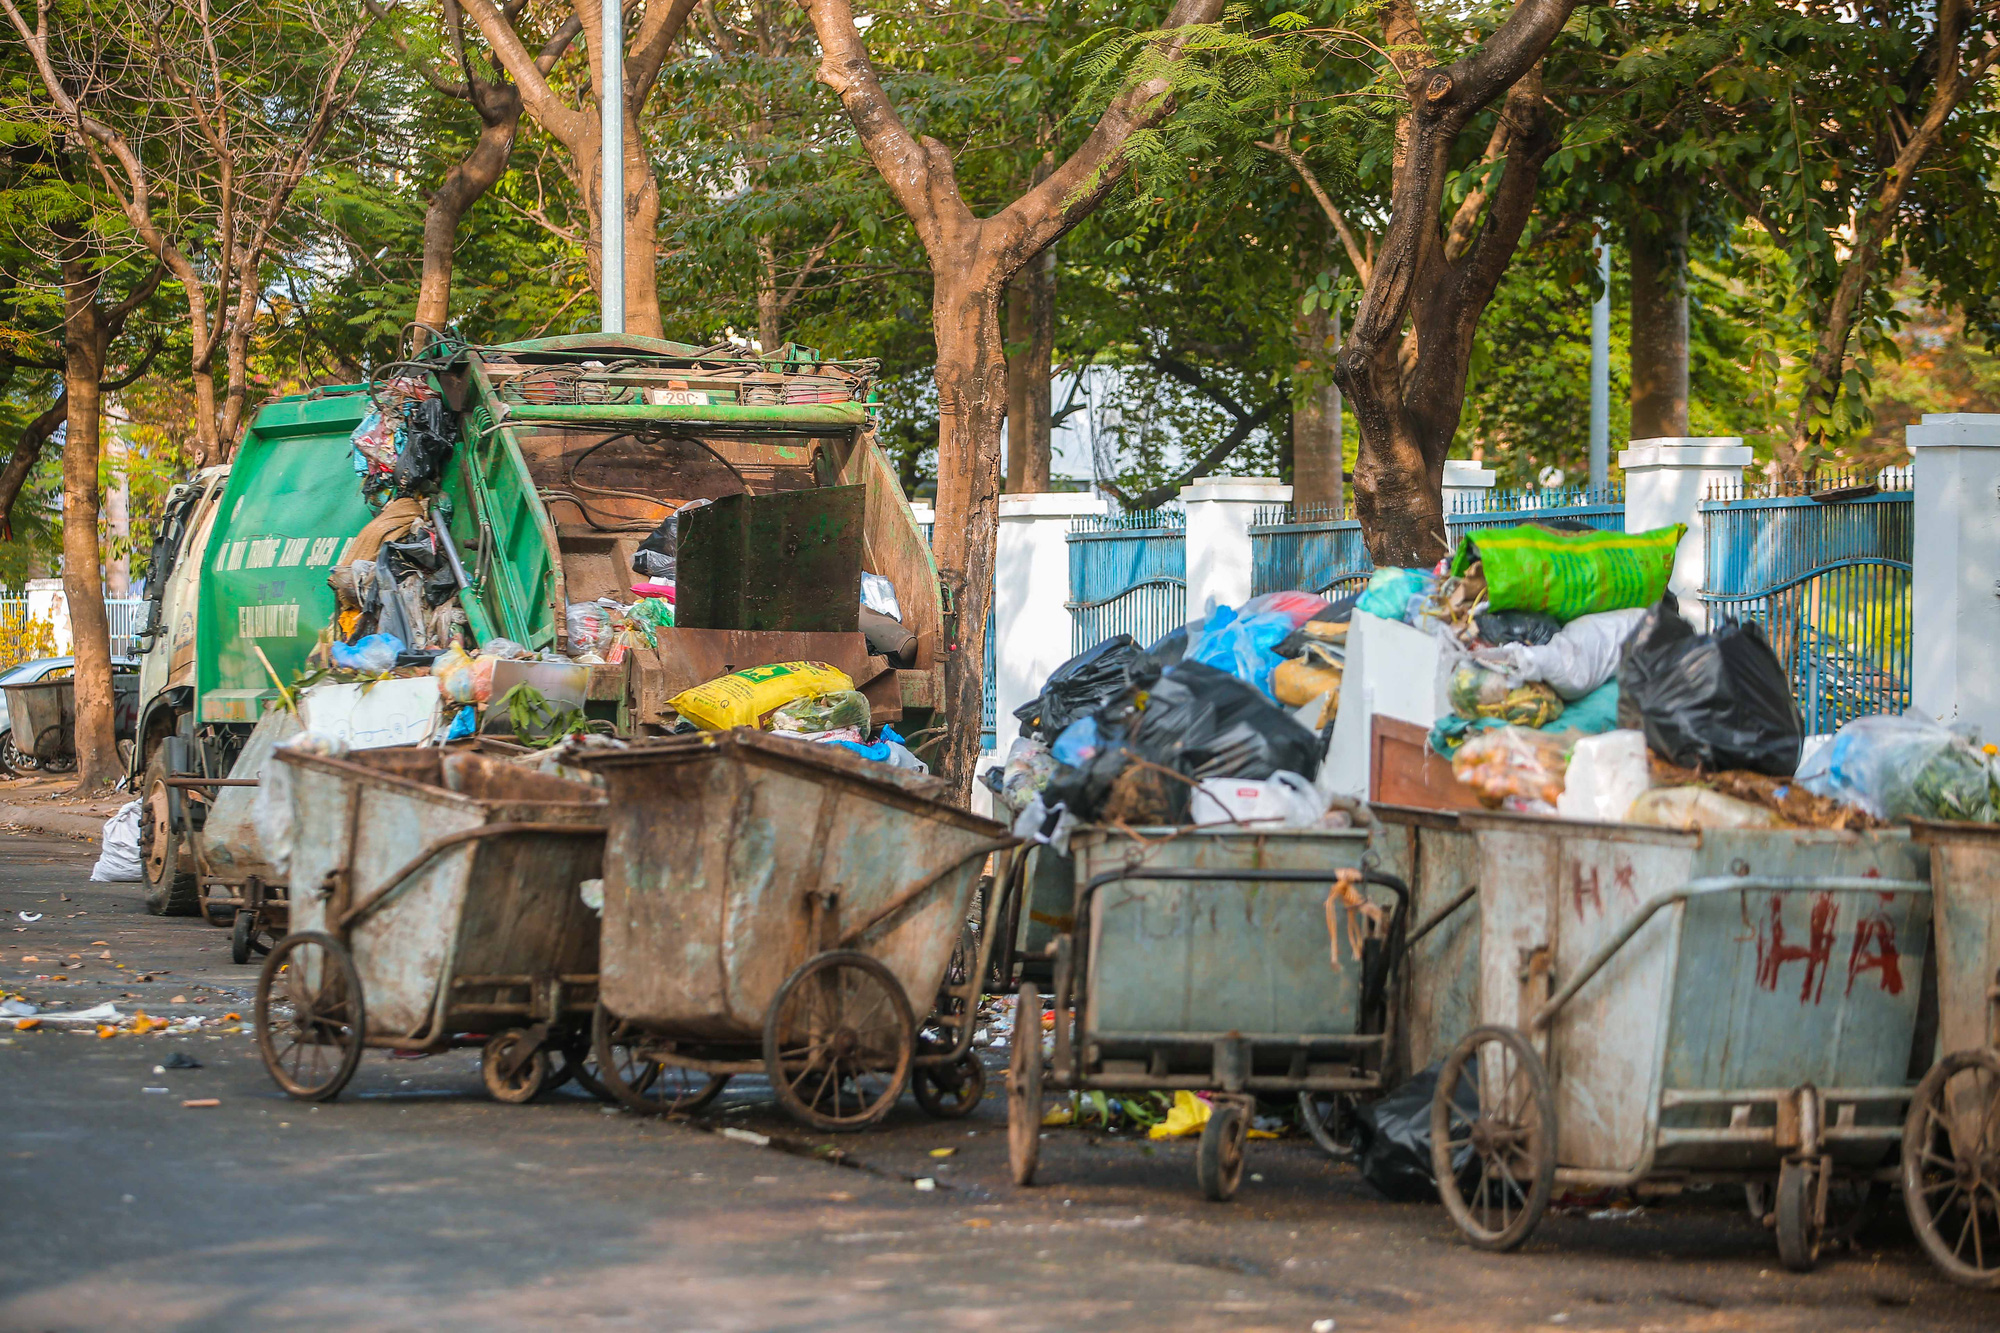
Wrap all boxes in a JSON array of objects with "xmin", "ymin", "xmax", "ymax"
[
  {"xmin": 333, "ymin": 821, "xmax": 607, "ymax": 934},
  {"xmin": 836, "ymin": 837, "xmax": 1020, "ymax": 950},
  {"xmin": 1402, "ymin": 883, "xmax": 1478, "ymax": 951},
  {"xmin": 1528, "ymin": 874, "xmax": 1932, "ymax": 1034}
]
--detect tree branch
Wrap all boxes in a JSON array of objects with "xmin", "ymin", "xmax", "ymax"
[{"xmin": 1255, "ymin": 139, "xmax": 1373, "ymax": 284}]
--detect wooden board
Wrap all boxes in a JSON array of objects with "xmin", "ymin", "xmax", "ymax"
[{"xmin": 1369, "ymin": 715, "xmax": 1485, "ymax": 813}]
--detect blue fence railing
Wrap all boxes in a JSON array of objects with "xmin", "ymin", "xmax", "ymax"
[
  {"xmin": 1700, "ymin": 475, "xmax": 1913, "ymax": 734},
  {"xmin": 1066, "ymin": 509, "xmax": 1187, "ymax": 655},
  {"xmin": 1250, "ymin": 485, "xmax": 1628, "ymax": 597}
]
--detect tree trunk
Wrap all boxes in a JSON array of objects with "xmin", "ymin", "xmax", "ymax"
[
  {"xmin": 1002, "ymin": 278, "xmax": 1028, "ymax": 492},
  {"xmin": 756, "ymin": 234, "xmax": 782, "ymax": 351},
  {"xmin": 928, "ymin": 265, "xmax": 1007, "ymax": 803},
  {"xmin": 1019, "ymin": 246, "xmax": 1055, "ymax": 492},
  {"xmin": 1629, "ymin": 204, "xmax": 1689, "ymax": 440},
  {"xmin": 1292, "ymin": 302, "xmax": 1343, "ymax": 510},
  {"xmin": 417, "ymin": 80, "xmax": 523, "ymax": 346},
  {"xmin": 58, "ymin": 249, "xmax": 117, "ymax": 790},
  {"xmin": 190, "ymin": 367, "xmax": 221, "ymax": 469}
]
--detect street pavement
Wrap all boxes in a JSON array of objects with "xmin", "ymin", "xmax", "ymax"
[{"xmin": 1, "ymin": 829, "xmax": 1994, "ymax": 1332}]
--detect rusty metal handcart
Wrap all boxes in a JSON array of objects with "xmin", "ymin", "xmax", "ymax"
[
  {"xmin": 1007, "ymin": 824, "xmax": 1412, "ymax": 1200},
  {"xmin": 1431, "ymin": 815, "xmax": 1931, "ymax": 1271},
  {"xmin": 1903, "ymin": 820, "xmax": 2000, "ymax": 1289},
  {"xmin": 253, "ymin": 747, "xmax": 607, "ymax": 1104},
  {"xmin": 574, "ymin": 730, "xmax": 1013, "ymax": 1132}
]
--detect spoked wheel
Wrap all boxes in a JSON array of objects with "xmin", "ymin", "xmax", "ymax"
[
  {"xmin": 0, "ymin": 728, "xmax": 35, "ymax": 774},
  {"xmin": 912, "ymin": 1050, "xmax": 987, "ymax": 1119},
  {"xmin": 589, "ymin": 1002, "xmax": 728, "ymax": 1115},
  {"xmin": 231, "ymin": 910, "xmax": 276, "ymax": 965},
  {"xmin": 1008, "ymin": 983, "xmax": 1042, "ymax": 1186},
  {"xmin": 1902, "ymin": 1047, "xmax": 2000, "ymax": 1288},
  {"xmin": 1775, "ymin": 1156, "xmax": 1826, "ymax": 1272},
  {"xmin": 33, "ymin": 726, "xmax": 73, "ymax": 774},
  {"xmin": 1198, "ymin": 1099, "xmax": 1249, "ymax": 1202},
  {"xmin": 763, "ymin": 950, "xmax": 915, "ymax": 1133},
  {"xmin": 1298, "ymin": 1091, "xmax": 1354, "ymax": 1158},
  {"xmin": 1431, "ymin": 1025, "xmax": 1557, "ymax": 1252},
  {"xmin": 481, "ymin": 1029, "xmax": 553, "ymax": 1104},
  {"xmin": 254, "ymin": 931, "xmax": 366, "ymax": 1102}
]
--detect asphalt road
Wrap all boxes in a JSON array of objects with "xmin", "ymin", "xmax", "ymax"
[{"xmin": 1, "ymin": 830, "xmax": 1994, "ymax": 1332}]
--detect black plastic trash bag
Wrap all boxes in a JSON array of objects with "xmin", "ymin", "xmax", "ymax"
[
  {"xmin": 1143, "ymin": 624, "xmax": 1190, "ymax": 669},
  {"xmin": 1353, "ymin": 1058, "xmax": 1480, "ymax": 1204},
  {"xmin": 1013, "ymin": 634, "xmax": 1143, "ymax": 742},
  {"xmin": 392, "ymin": 396, "xmax": 457, "ymax": 497},
  {"xmin": 1617, "ymin": 593, "xmax": 1803, "ymax": 776},
  {"xmin": 1474, "ymin": 609, "xmax": 1563, "ymax": 647},
  {"xmin": 1042, "ymin": 661, "xmax": 1322, "ymax": 822}
]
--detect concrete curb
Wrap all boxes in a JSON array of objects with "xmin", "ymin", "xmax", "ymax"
[{"xmin": 0, "ymin": 802, "xmax": 110, "ymax": 841}]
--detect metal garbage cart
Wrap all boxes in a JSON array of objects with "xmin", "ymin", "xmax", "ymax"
[
  {"xmin": 1007, "ymin": 824, "xmax": 1411, "ymax": 1200},
  {"xmin": 574, "ymin": 730, "xmax": 1013, "ymax": 1132},
  {"xmin": 1, "ymin": 676, "xmax": 75, "ymax": 772},
  {"xmin": 1431, "ymin": 813, "xmax": 1931, "ymax": 1271},
  {"xmin": 1902, "ymin": 820, "xmax": 2000, "ymax": 1289},
  {"xmin": 253, "ymin": 747, "xmax": 607, "ymax": 1104}
]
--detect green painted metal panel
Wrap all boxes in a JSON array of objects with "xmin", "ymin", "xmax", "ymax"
[{"xmin": 194, "ymin": 392, "xmax": 376, "ymax": 721}]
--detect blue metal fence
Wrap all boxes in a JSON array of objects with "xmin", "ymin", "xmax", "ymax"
[
  {"xmin": 1066, "ymin": 509, "xmax": 1187, "ymax": 654},
  {"xmin": 1250, "ymin": 485, "xmax": 1627, "ymax": 596},
  {"xmin": 1700, "ymin": 472, "xmax": 1913, "ymax": 734}
]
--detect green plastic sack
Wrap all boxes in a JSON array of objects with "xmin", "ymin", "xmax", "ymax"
[{"xmin": 1452, "ymin": 524, "xmax": 1685, "ymax": 622}]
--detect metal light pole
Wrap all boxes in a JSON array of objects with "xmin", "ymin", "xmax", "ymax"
[
  {"xmin": 599, "ymin": 0, "xmax": 625, "ymax": 334},
  {"xmin": 1588, "ymin": 228, "xmax": 1610, "ymax": 492}
]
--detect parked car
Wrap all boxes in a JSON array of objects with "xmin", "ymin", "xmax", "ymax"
[{"xmin": 0, "ymin": 656, "xmax": 140, "ymax": 772}]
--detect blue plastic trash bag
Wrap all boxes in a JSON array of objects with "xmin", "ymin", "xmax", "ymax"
[
  {"xmin": 1356, "ymin": 566, "xmax": 1438, "ymax": 624},
  {"xmin": 825, "ymin": 724, "xmax": 929, "ymax": 773},
  {"xmin": 1052, "ymin": 715, "xmax": 1102, "ymax": 767},
  {"xmin": 443, "ymin": 706, "xmax": 476, "ymax": 740},
  {"xmin": 330, "ymin": 633, "xmax": 404, "ymax": 674},
  {"xmin": 1185, "ymin": 605, "xmax": 1294, "ymax": 698}
]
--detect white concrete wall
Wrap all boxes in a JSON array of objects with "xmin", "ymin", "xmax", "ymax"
[
  {"xmin": 1911, "ymin": 414, "xmax": 2000, "ymax": 742},
  {"xmin": 1620, "ymin": 437, "xmax": 1751, "ymax": 630},
  {"xmin": 1182, "ymin": 476, "xmax": 1289, "ymax": 617},
  {"xmin": 985, "ymin": 493, "xmax": 1107, "ymax": 788}
]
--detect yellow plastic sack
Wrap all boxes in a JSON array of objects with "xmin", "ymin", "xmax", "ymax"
[
  {"xmin": 669, "ymin": 661, "xmax": 854, "ymax": 732},
  {"xmin": 1145, "ymin": 1091, "xmax": 1279, "ymax": 1140}
]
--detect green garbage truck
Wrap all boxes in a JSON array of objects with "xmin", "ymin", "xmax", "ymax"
[{"xmin": 131, "ymin": 334, "xmax": 945, "ymax": 920}]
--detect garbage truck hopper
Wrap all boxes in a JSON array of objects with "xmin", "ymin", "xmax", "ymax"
[{"xmin": 428, "ymin": 334, "xmax": 945, "ymax": 735}]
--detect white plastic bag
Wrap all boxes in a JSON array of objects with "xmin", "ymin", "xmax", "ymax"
[
  {"xmin": 1189, "ymin": 770, "xmax": 1328, "ymax": 828},
  {"xmin": 254, "ymin": 730, "xmax": 351, "ymax": 880},
  {"xmin": 861, "ymin": 572, "xmax": 903, "ymax": 622},
  {"xmin": 90, "ymin": 801, "xmax": 143, "ymax": 882},
  {"xmin": 1556, "ymin": 729, "xmax": 1652, "ymax": 823},
  {"xmin": 1476, "ymin": 607, "xmax": 1645, "ymax": 701},
  {"xmin": 564, "ymin": 601, "xmax": 613, "ymax": 655}
]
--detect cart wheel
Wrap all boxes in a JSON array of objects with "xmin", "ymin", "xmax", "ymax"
[
  {"xmin": 1775, "ymin": 1157, "xmax": 1825, "ymax": 1272},
  {"xmin": 1007, "ymin": 983, "xmax": 1042, "ymax": 1186},
  {"xmin": 1198, "ymin": 1100, "xmax": 1249, "ymax": 1202},
  {"xmin": 0, "ymin": 727, "xmax": 36, "ymax": 773},
  {"xmin": 1432, "ymin": 1025, "xmax": 1556, "ymax": 1252},
  {"xmin": 913, "ymin": 1050, "xmax": 987, "ymax": 1119},
  {"xmin": 254, "ymin": 931, "xmax": 366, "ymax": 1102},
  {"xmin": 481, "ymin": 1030, "xmax": 552, "ymax": 1104},
  {"xmin": 764, "ymin": 950, "xmax": 915, "ymax": 1133},
  {"xmin": 231, "ymin": 911, "xmax": 257, "ymax": 965},
  {"xmin": 1901, "ymin": 1047, "xmax": 2000, "ymax": 1288},
  {"xmin": 1298, "ymin": 1091, "xmax": 1354, "ymax": 1159},
  {"xmin": 588, "ymin": 1002, "xmax": 727, "ymax": 1115}
]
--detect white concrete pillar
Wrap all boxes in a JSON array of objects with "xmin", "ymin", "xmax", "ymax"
[
  {"xmin": 990, "ymin": 491, "xmax": 1107, "ymax": 760},
  {"xmin": 1910, "ymin": 414, "xmax": 2000, "ymax": 741},
  {"xmin": 1442, "ymin": 459, "xmax": 1497, "ymax": 522},
  {"xmin": 1181, "ymin": 476, "xmax": 1291, "ymax": 616},
  {"xmin": 1619, "ymin": 437, "xmax": 1750, "ymax": 629}
]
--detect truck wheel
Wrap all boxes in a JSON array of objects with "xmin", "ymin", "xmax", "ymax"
[{"xmin": 141, "ymin": 748, "xmax": 199, "ymax": 916}]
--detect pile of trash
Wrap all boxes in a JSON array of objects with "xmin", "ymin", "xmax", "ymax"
[
  {"xmin": 665, "ymin": 661, "xmax": 927, "ymax": 772},
  {"xmin": 1355, "ymin": 518, "xmax": 2000, "ymax": 830},
  {"xmin": 993, "ymin": 589, "xmax": 1364, "ymax": 836}
]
